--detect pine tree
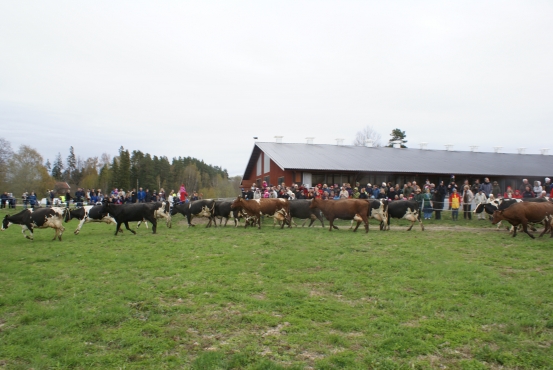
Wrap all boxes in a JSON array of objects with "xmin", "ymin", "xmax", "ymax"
[
  {"xmin": 386, "ymin": 128, "xmax": 408, "ymax": 148},
  {"xmin": 118, "ymin": 146, "xmax": 131, "ymax": 190},
  {"xmin": 51, "ymin": 152, "xmax": 64, "ymax": 181},
  {"xmin": 111, "ymin": 157, "xmax": 120, "ymax": 189},
  {"xmin": 64, "ymin": 146, "xmax": 77, "ymax": 182}
]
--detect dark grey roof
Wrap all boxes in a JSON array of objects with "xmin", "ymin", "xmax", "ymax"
[{"xmin": 243, "ymin": 142, "xmax": 553, "ymax": 178}]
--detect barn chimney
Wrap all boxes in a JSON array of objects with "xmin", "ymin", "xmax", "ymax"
[
  {"xmin": 335, "ymin": 138, "xmax": 344, "ymax": 146},
  {"xmin": 493, "ymin": 146, "xmax": 503, "ymax": 153},
  {"xmin": 274, "ymin": 136, "xmax": 283, "ymax": 143},
  {"xmin": 444, "ymin": 144, "xmax": 453, "ymax": 151},
  {"xmin": 419, "ymin": 142, "xmax": 428, "ymax": 150},
  {"xmin": 517, "ymin": 147, "xmax": 526, "ymax": 154},
  {"xmin": 469, "ymin": 145, "xmax": 478, "ymax": 152},
  {"xmin": 365, "ymin": 139, "xmax": 374, "ymax": 147},
  {"xmin": 306, "ymin": 137, "xmax": 314, "ymax": 144},
  {"xmin": 540, "ymin": 148, "xmax": 549, "ymax": 155}
]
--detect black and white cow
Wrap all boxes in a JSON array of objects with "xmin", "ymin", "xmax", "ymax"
[
  {"xmin": 385, "ymin": 200, "xmax": 424, "ymax": 231},
  {"xmin": 171, "ymin": 199, "xmax": 216, "ymax": 227},
  {"xmin": 137, "ymin": 201, "xmax": 172, "ymax": 229},
  {"xmin": 208, "ymin": 200, "xmax": 245, "ymax": 227},
  {"xmin": 103, "ymin": 202, "xmax": 160, "ymax": 235},
  {"xmin": 2, "ymin": 207, "xmax": 67, "ymax": 241},
  {"xmin": 65, "ymin": 205, "xmax": 117, "ymax": 234},
  {"xmin": 288, "ymin": 199, "xmax": 325, "ymax": 228}
]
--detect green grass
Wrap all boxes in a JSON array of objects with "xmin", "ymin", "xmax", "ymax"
[{"xmin": 0, "ymin": 208, "xmax": 552, "ymax": 369}]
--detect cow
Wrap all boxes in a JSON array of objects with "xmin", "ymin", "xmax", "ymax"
[
  {"xmin": 288, "ymin": 199, "xmax": 325, "ymax": 228},
  {"xmin": 349, "ymin": 199, "xmax": 388, "ymax": 230},
  {"xmin": 2, "ymin": 207, "xmax": 67, "ymax": 241},
  {"xmin": 310, "ymin": 198, "xmax": 369, "ymax": 233},
  {"xmin": 474, "ymin": 198, "xmax": 547, "ymax": 231},
  {"xmin": 137, "ymin": 201, "xmax": 172, "ymax": 229},
  {"xmin": 208, "ymin": 200, "xmax": 245, "ymax": 227},
  {"xmin": 492, "ymin": 202, "xmax": 553, "ymax": 238},
  {"xmin": 231, "ymin": 197, "xmax": 291, "ymax": 229},
  {"xmin": 385, "ymin": 200, "xmax": 424, "ymax": 231},
  {"xmin": 171, "ymin": 199, "xmax": 216, "ymax": 227},
  {"xmin": 64, "ymin": 205, "xmax": 117, "ymax": 234},
  {"xmin": 103, "ymin": 202, "xmax": 160, "ymax": 235}
]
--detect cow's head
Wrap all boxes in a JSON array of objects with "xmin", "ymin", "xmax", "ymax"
[
  {"xmin": 2, "ymin": 215, "xmax": 10, "ymax": 231},
  {"xmin": 491, "ymin": 210, "xmax": 504, "ymax": 224},
  {"xmin": 63, "ymin": 208, "xmax": 73, "ymax": 223},
  {"xmin": 231, "ymin": 196, "xmax": 244, "ymax": 209},
  {"xmin": 309, "ymin": 198, "xmax": 321, "ymax": 209}
]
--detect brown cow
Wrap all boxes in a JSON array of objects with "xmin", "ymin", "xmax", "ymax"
[
  {"xmin": 492, "ymin": 202, "xmax": 553, "ymax": 238},
  {"xmin": 311, "ymin": 198, "xmax": 370, "ymax": 233},
  {"xmin": 231, "ymin": 197, "xmax": 291, "ymax": 229}
]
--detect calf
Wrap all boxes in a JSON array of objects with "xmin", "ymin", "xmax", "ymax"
[
  {"xmin": 2, "ymin": 207, "xmax": 67, "ymax": 241},
  {"xmin": 65, "ymin": 205, "xmax": 117, "ymax": 234},
  {"xmin": 386, "ymin": 200, "xmax": 424, "ymax": 231},
  {"xmin": 171, "ymin": 199, "xmax": 216, "ymax": 227},
  {"xmin": 288, "ymin": 199, "xmax": 325, "ymax": 228},
  {"xmin": 231, "ymin": 197, "xmax": 291, "ymax": 229},
  {"xmin": 103, "ymin": 202, "xmax": 159, "ymax": 235},
  {"xmin": 209, "ymin": 200, "xmax": 245, "ymax": 227},
  {"xmin": 492, "ymin": 202, "xmax": 553, "ymax": 238},
  {"xmin": 137, "ymin": 201, "xmax": 172, "ymax": 229},
  {"xmin": 311, "ymin": 198, "xmax": 369, "ymax": 233}
]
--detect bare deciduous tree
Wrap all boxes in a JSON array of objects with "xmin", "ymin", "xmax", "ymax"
[
  {"xmin": 0, "ymin": 137, "xmax": 14, "ymax": 186},
  {"xmin": 353, "ymin": 125, "xmax": 382, "ymax": 147},
  {"xmin": 7, "ymin": 145, "xmax": 54, "ymax": 197}
]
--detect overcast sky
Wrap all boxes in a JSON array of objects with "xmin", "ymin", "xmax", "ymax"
[{"xmin": 1, "ymin": 1, "xmax": 552, "ymax": 176}]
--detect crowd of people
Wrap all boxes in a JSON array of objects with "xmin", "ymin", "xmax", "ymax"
[
  {"xmin": 3, "ymin": 177, "xmax": 552, "ymax": 223},
  {"xmin": 240, "ymin": 176, "xmax": 553, "ymax": 221},
  {"xmin": 0, "ymin": 184, "xmax": 205, "ymax": 209}
]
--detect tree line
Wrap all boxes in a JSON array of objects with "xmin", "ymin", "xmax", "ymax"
[{"xmin": 0, "ymin": 138, "xmax": 241, "ymax": 200}]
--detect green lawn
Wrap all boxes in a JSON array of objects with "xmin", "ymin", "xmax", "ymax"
[{"xmin": 0, "ymin": 208, "xmax": 552, "ymax": 369}]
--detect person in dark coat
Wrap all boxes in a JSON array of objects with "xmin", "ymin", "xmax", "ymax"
[{"xmin": 433, "ymin": 181, "xmax": 447, "ymax": 220}]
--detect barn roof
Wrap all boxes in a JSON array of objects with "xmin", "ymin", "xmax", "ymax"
[{"xmin": 243, "ymin": 142, "xmax": 553, "ymax": 178}]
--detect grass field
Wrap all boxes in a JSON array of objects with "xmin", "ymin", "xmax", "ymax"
[{"xmin": 1, "ymin": 208, "xmax": 552, "ymax": 369}]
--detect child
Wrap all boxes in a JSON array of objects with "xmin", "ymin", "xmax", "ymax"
[{"xmin": 449, "ymin": 188, "xmax": 461, "ymax": 221}]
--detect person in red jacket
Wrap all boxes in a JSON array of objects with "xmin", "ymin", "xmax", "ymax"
[{"xmin": 179, "ymin": 184, "xmax": 188, "ymax": 203}]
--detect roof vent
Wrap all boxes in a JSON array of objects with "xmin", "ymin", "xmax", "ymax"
[
  {"xmin": 419, "ymin": 142, "xmax": 428, "ymax": 150},
  {"xmin": 517, "ymin": 147, "xmax": 526, "ymax": 154},
  {"xmin": 335, "ymin": 138, "xmax": 344, "ymax": 146},
  {"xmin": 392, "ymin": 140, "xmax": 401, "ymax": 149},
  {"xmin": 540, "ymin": 148, "xmax": 549, "ymax": 155},
  {"xmin": 444, "ymin": 144, "xmax": 453, "ymax": 151},
  {"xmin": 469, "ymin": 145, "xmax": 478, "ymax": 152},
  {"xmin": 306, "ymin": 137, "xmax": 314, "ymax": 145},
  {"xmin": 493, "ymin": 146, "xmax": 503, "ymax": 153},
  {"xmin": 274, "ymin": 136, "xmax": 283, "ymax": 143},
  {"xmin": 365, "ymin": 139, "xmax": 374, "ymax": 148}
]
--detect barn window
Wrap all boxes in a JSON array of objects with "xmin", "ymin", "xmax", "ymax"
[
  {"xmin": 256, "ymin": 155, "xmax": 262, "ymax": 176},
  {"xmin": 264, "ymin": 153, "xmax": 270, "ymax": 174},
  {"xmin": 277, "ymin": 177, "xmax": 285, "ymax": 187}
]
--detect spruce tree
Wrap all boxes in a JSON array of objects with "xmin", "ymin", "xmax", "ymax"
[
  {"xmin": 386, "ymin": 128, "xmax": 408, "ymax": 148},
  {"xmin": 51, "ymin": 152, "xmax": 64, "ymax": 181}
]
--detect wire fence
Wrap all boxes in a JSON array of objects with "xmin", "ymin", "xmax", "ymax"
[{"xmin": 0, "ymin": 196, "xmax": 240, "ymax": 209}]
